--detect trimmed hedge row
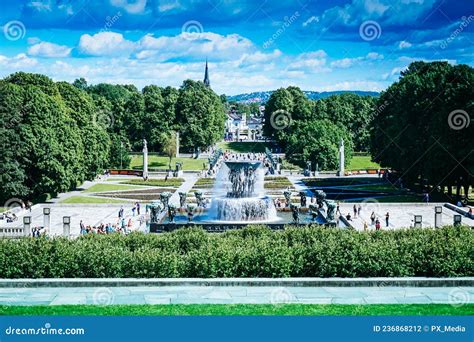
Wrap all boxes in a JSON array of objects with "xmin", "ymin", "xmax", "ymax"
[{"xmin": 0, "ymin": 226, "xmax": 472, "ymax": 278}]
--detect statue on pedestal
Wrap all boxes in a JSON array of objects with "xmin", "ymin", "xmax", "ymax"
[
  {"xmin": 308, "ymin": 204, "xmax": 318, "ymax": 221},
  {"xmin": 159, "ymin": 192, "xmax": 171, "ymax": 211},
  {"xmin": 195, "ymin": 191, "xmax": 204, "ymax": 207},
  {"xmin": 142, "ymin": 138, "xmax": 149, "ymax": 180},
  {"xmin": 283, "ymin": 190, "xmax": 292, "ymax": 208},
  {"xmin": 179, "ymin": 192, "xmax": 187, "ymax": 208},
  {"xmin": 167, "ymin": 203, "xmax": 177, "ymax": 223},
  {"xmin": 299, "ymin": 191, "xmax": 307, "ymax": 207},
  {"xmin": 290, "ymin": 204, "xmax": 299, "ymax": 223}
]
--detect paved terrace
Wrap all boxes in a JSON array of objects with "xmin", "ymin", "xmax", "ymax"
[{"xmin": 0, "ymin": 278, "xmax": 472, "ymax": 306}]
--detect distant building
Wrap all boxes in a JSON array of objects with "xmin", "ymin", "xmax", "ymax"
[{"xmin": 224, "ymin": 110, "xmax": 263, "ymax": 141}]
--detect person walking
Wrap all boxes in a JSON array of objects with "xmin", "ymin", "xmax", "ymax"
[
  {"xmin": 385, "ymin": 212, "xmax": 390, "ymax": 227},
  {"xmin": 80, "ymin": 220, "xmax": 86, "ymax": 235},
  {"xmin": 370, "ymin": 211, "xmax": 376, "ymax": 225},
  {"xmin": 375, "ymin": 218, "xmax": 381, "ymax": 231},
  {"xmin": 353, "ymin": 205, "xmax": 357, "ymax": 218},
  {"xmin": 118, "ymin": 206, "xmax": 124, "ymax": 219},
  {"xmin": 136, "ymin": 202, "xmax": 140, "ymax": 215},
  {"xmin": 357, "ymin": 204, "xmax": 362, "ymax": 217}
]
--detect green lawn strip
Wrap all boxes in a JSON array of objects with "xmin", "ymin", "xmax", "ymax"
[
  {"xmin": 60, "ymin": 196, "xmax": 130, "ymax": 204},
  {"xmin": 83, "ymin": 184, "xmax": 144, "ymax": 193},
  {"xmin": 348, "ymin": 156, "xmax": 380, "ymax": 170},
  {"xmin": 217, "ymin": 141, "xmax": 275, "ymax": 153},
  {"xmin": 130, "ymin": 155, "xmax": 206, "ymax": 171},
  {"xmin": 0, "ymin": 304, "xmax": 471, "ymax": 316},
  {"xmin": 120, "ymin": 178, "xmax": 184, "ymax": 187},
  {"xmin": 350, "ymin": 184, "xmax": 401, "ymax": 192}
]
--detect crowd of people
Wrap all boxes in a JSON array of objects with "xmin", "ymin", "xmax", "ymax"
[{"xmin": 79, "ymin": 202, "xmax": 144, "ymax": 235}]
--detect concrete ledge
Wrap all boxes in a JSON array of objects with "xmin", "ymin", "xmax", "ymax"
[{"xmin": 0, "ymin": 277, "xmax": 472, "ymax": 288}]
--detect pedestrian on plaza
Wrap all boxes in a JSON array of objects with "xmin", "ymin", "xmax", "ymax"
[
  {"xmin": 353, "ymin": 205, "xmax": 357, "ymax": 218},
  {"xmin": 363, "ymin": 221, "xmax": 368, "ymax": 231},
  {"xmin": 132, "ymin": 205, "xmax": 136, "ymax": 216},
  {"xmin": 385, "ymin": 212, "xmax": 390, "ymax": 227},
  {"xmin": 80, "ymin": 220, "xmax": 86, "ymax": 235},
  {"xmin": 375, "ymin": 218, "xmax": 381, "ymax": 230},
  {"xmin": 336, "ymin": 202, "xmax": 341, "ymax": 215},
  {"xmin": 357, "ymin": 204, "xmax": 362, "ymax": 217},
  {"xmin": 136, "ymin": 202, "xmax": 140, "ymax": 215},
  {"xmin": 370, "ymin": 211, "xmax": 376, "ymax": 225},
  {"xmin": 118, "ymin": 206, "xmax": 124, "ymax": 219}
]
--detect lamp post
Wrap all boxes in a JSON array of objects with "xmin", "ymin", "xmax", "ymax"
[
  {"xmin": 23, "ymin": 216, "xmax": 31, "ymax": 236},
  {"xmin": 63, "ymin": 216, "xmax": 71, "ymax": 237},
  {"xmin": 43, "ymin": 207, "xmax": 51, "ymax": 230},
  {"xmin": 434, "ymin": 206, "xmax": 442, "ymax": 228}
]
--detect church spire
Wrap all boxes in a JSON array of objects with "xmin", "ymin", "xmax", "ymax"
[{"xmin": 203, "ymin": 59, "xmax": 210, "ymax": 87}]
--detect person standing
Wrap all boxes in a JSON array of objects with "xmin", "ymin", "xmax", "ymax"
[
  {"xmin": 136, "ymin": 202, "xmax": 140, "ymax": 215},
  {"xmin": 370, "ymin": 211, "xmax": 376, "ymax": 225},
  {"xmin": 357, "ymin": 204, "xmax": 362, "ymax": 217},
  {"xmin": 375, "ymin": 218, "xmax": 381, "ymax": 230},
  {"xmin": 80, "ymin": 220, "xmax": 86, "ymax": 235},
  {"xmin": 118, "ymin": 206, "xmax": 124, "ymax": 219},
  {"xmin": 385, "ymin": 212, "xmax": 390, "ymax": 227},
  {"xmin": 353, "ymin": 205, "xmax": 357, "ymax": 218}
]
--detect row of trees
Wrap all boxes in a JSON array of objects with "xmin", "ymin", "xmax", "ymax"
[
  {"xmin": 0, "ymin": 73, "xmax": 225, "ymax": 203},
  {"xmin": 371, "ymin": 61, "xmax": 473, "ymax": 197},
  {"xmin": 263, "ymin": 86, "xmax": 376, "ymax": 170}
]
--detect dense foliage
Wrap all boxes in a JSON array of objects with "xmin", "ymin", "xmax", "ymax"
[
  {"xmin": 263, "ymin": 86, "xmax": 375, "ymax": 169},
  {"xmin": 0, "ymin": 73, "xmax": 225, "ymax": 203},
  {"xmin": 371, "ymin": 62, "xmax": 474, "ymax": 195},
  {"xmin": 0, "ymin": 73, "xmax": 110, "ymax": 202},
  {"xmin": 0, "ymin": 226, "xmax": 471, "ymax": 278}
]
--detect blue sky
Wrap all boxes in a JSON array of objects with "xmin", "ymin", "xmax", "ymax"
[{"xmin": 0, "ymin": 0, "xmax": 473, "ymax": 95}]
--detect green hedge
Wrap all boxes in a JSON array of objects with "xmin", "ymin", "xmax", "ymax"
[{"xmin": 0, "ymin": 226, "xmax": 472, "ymax": 278}]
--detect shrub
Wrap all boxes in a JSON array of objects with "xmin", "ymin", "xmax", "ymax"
[{"xmin": 0, "ymin": 226, "xmax": 471, "ymax": 278}]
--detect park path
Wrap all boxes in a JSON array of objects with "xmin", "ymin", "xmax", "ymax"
[{"xmin": 168, "ymin": 173, "xmax": 200, "ymax": 206}]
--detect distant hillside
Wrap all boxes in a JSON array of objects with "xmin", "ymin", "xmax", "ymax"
[{"xmin": 227, "ymin": 90, "xmax": 379, "ymax": 103}]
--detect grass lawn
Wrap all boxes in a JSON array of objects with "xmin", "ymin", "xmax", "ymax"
[
  {"xmin": 60, "ymin": 196, "xmax": 129, "ymax": 204},
  {"xmin": 0, "ymin": 304, "xmax": 471, "ymax": 316},
  {"xmin": 83, "ymin": 183, "xmax": 143, "ymax": 193},
  {"xmin": 351, "ymin": 184, "xmax": 400, "ymax": 192},
  {"xmin": 130, "ymin": 155, "xmax": 206, "ymax": 171},
  {"xmin": 217, "ymin": 141, "xmax": 276, "ymax": 153},
  {"xmin": 348, "ymin": 156, "xmax": 380, "ymax": 170},
  {"xmin": 0, "ymin": 207, "xmax": 6, "ymax": 213}
]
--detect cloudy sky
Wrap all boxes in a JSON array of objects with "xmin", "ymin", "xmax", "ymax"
[{"xmin": 0, "ymin": 0, "xmax": 473, "ymax": 95}]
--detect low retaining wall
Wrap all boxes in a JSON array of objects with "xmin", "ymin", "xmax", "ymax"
[{"xmin": 0, "ymin": 277, "xmax": 472, "ymax": 288}]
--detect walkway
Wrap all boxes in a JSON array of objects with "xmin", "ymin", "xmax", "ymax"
[{"xmin": 1, "ymin": 285, "xmax": 472, "ymax": 305}]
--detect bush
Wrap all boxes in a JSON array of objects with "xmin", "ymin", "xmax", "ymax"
[{"xmin": 0, "ymin": 226, "xmax": 471, "ymax": 278}]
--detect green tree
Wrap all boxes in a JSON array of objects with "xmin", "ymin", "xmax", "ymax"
[
  {"xmin": 175, "ymin": 80, "xmax": 225, "ymax": 151},
  {"xmin": 371, "ymin": 61, "xmax": 473, "ymax": 197}
]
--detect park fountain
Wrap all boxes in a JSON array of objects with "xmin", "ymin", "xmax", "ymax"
[{"xmin": 208, "ymin": 161, "xmax": 278, "ymax": 223}]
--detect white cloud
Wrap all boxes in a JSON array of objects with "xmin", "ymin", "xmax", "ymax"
[
  {"xmin": 28, "ymin": 41, "xmax": 72, "ymax": 58},
  {"xmin": 78, "ymin": 32, "xmax": 135, "ymax": 56},
  {"xmin": 288, "ymin": 50, "xmax": 330, "ymax": 72},
  {"xmin": 398, "ymin": 40, "xmax": 412, "ymax": 49},
  {"xmin": 0, "ymin": 53, "xmax": 38, "ymax": 69},
  {"xmin": 110, "ymin": 0, "xmax": 147, "ymax": 14},
  {"xmin": 330, "ymin": 52, "xmax": 383, "ymax": 68}
]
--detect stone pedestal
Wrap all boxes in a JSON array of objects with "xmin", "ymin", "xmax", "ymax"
[{"xmin": 434, "ymin": 206, "xmax": 442, "ymax": 228}]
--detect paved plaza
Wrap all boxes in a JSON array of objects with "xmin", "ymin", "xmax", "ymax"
[{"xmin": 0, "ymin": 285, "xmax": 472, "ymax": 305}]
